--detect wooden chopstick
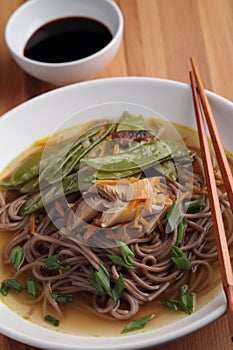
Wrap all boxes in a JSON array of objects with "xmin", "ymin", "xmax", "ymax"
[
  {"xmin": 189, "ymin": 67, "xmax": 233, "ymax": 341},
  {"xmin": 190, "ymin": 57, "xmax": 233, "ymax": 212}
]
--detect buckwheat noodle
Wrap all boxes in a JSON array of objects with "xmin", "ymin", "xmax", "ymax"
[{"xmin": 1, "ymin": 153, "xmax": 232, "ymax": 321}]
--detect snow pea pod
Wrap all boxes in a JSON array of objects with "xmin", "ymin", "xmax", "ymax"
[
  {"xmin": 95, "ymin": 168, "xmax": 142, "ymax": 180},
  {"xmin": 47, "ymin": 123, "xmax": 114, "ymax": 184},
  {"xmin": 10, "ymin": 150, "xmax": 43, "ymax": 187},
  {"xmin": 154, "ymin": 160, "xmax": 178, "ymax": 182},
  {"xmin": 83, "ymin": 140, "xmax": 192, "ymax": 174},
  {"xmin": 19, "ymin": 170, "xmax": 91, "ymax": 216},
  {"xmin": 116, "ymin": 111, "xmax": 145, "ymax": 131},
  {"xmin": 0, "ymin": 141, "xmax": 70, "ymax": 190},
  {"xmin": 43, "ymin": 125, "xmax": 103, "ymax": 183},
  {"xmin": 20, "ymin": 177, "xmax": 40, "ymax": 193}
]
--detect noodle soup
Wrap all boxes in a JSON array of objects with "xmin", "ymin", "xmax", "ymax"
[{"xmin": 0, "ymin": 112, "xmax": 232, "ymax": 336}]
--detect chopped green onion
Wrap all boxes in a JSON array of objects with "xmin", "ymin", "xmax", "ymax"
[
  {"xmin": 88, "ymin": 263, "xmax": 111, "ymax": 295},
  {"xmin": 179, "ymin": 285, "xmax": 194, "ymax": 314},
  {"xmin": 177, "ymin": 217, "xmax": 187, "ymax": 244},
  {"xmin": 44, "ymin": 314, "xmax": 60, "ymax": 327},
  {"xmin": 115, "ymin": 240, "xmax": 135, "ymax": 267},
  {"xmin": 51, "ymin": 293, "xmax": 72, "ymax": 304},
  {"xmin": 0, "ymin": 282, "xmax": 9, "ymax": 296},
  {"xmin": 171, "ymin": 246, "xmax": 192, "ymax": 270},
  {"xmin": 26, "ymin": 277, "xmax": 37, "ymax": 298},
  {"xmin": 0, "ymin": 279, "xmax": 25, "ymax": 295},
  {"xmin": 45, "ymin": 253, "xmax": 70, "ymax": 271},
  {"xmin": 89, "ymin": 265, "xmax": 126, "ymax": 304},
  {"xmin": 164, "ymin": 285, "xmax": 194, "ymax": 315},
  {"xmin": 121, "ymin": 314, "xmax": 155, "ymax": 334},
  {"xmin": 108, "ymin": 254, "xmax": 134, "ymax": 269},
  {"xmin": 10, "ymin": 246, "xmax": 24, "ymax": 271},
  {"xmin": 166, "ymin": 201, "xmax": 180, "ymax": 232},
  {"xmin": 112, "ymin": 274, "xmax": 125, "ymax": 303},
  {"xmin": 184, "ymin": 194, "xmax": 205, "ymax": 213}
]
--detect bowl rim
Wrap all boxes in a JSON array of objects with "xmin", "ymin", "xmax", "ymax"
[
  {"xmin": 0, "ymin": 76, "xmax": 232, "ymax": 349},
  {"xmin": 4, "ymin": 0, "xmax": 124, "ymax": 68}
]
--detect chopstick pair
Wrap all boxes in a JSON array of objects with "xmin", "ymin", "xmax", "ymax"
[{"xmin": 189, "ymin": 58, "xmax": 233, "ymax": 341}]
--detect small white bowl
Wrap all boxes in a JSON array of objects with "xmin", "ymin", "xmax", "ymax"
[{"xmin": 5, "ymin": 0, "xmax": 123, "ymax": 85}]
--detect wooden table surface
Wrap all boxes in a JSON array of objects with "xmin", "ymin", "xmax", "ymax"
[{"xmin": 1, "ymin": 1, "xmax": 233, "ymax": 349}]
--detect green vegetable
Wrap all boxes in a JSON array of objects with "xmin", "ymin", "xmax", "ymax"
[
  {"xmin": 88, "ymin": 264, "xmax": 125, "ymax": 303},
  {"xmin": 177, "ymin": 217, "xmax": 187, "ymax": 244},
  {"xmin": 166, "ymin": 201, "xmax": 180, "ymax": 232},
  {"xmin": 95, "ymin": 168, "xmax": 142, "ymax": 180},
  {"xmin": 116, "ymin": 111, "xmax": 145, "ymax": 131},
  {"xmin": 154, "ymin": 160, "xmax": 178, "ymax": 182},
  {"xmin": 184, "ymin": 194, "xmax": 205, "ymax": 213},
  {"xmin": 164, "ymin": 285, "xmax": 194, "ymax": 315},
  {"xmin": 112, "ymin": 274, "xmax": 126, "ymax": 303},
  {"xmin": 0, "ymin": 279, "xmax": 25, "ymax": 295},
  {"xmin": 26, "ymin": 277, "xmax": 37, "ymax": 298},
  {"xmin": 121, "ymin": 314, "xmax": 155, "ymax": 334},
  {"xmin": 0, "ymin": 179, "xmax": 18, "ymax": 190},
  {"xmin": 45, "ymin": 124, "xmax": 109, "ymax": 184},
  {"xmin": 83, "ymin": 140, "xmax": 192, "ymax": 179},
  {"xmin": 10, "ymin": 150, "xmax": 43, "ymax": 187},
  {"xmin": 1, "ymin": 142, "xmax": 67, "ymax": 190},
  {"xmin": 45, "ymin": 254, "xmax": 70, "ymax": 271},
  {"xmin": 20, "ymin": 177, "xmax": 40, "ymax": 193},
  {"xmin": 19, "ymin": 170, "xmax": 91, "ymax": 215},
  {"xmin": 10, "ymin": 246, "xmax": 24, "ymax": 271},
  {"xmin": 108, "ymin": 255, "xmax": 134, "ymax": 269},
  {"xmin": 83, "ymin": 140, "xmax": 170, "ymax": 173},
  {"xmin": 116, "ymin": 240, "xmax": 135, "ymax": 268},
  {"xmin": 171, "ymin": 246, "xmax": 192, "ymax": 270},
  {"xmin": 88, "ymin": 263, "xmax": 111, "ymax": 295},
  {"xmin": 51, "ymin": 293, "xmax": 72, "ymax": 304},
  {"xmin": 44, "ymin": 315, "xmax": 60, "ymax": 327}
]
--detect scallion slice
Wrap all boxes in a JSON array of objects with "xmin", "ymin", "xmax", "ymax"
[
  {"xmin": 0, "ymin": 279, "xmax": 25, "ymax": 295},
  {"xmin": 112, "ymin": 274, "xmax": 125, "ymax": 303},
  {"xmin": 177, "ymin": 217, "xmax": 187, "ymax": 244},
  {"xmin": 171, "ymin": 246, "xmax": 192, "ymax": 270},
  {"xmin": 45, "ymin": 253, "xmax": 70, "ymax": 271},
  {"xmin": 164, "ymin": 285, "xmax": 194, "ymax": 315},
  {"xmin": 51, "ymin": 293, "xmax": 72, "ymax": 304},
  {"xmin": 44, "ymin": 314, "xmax": 60, "ymax": 327},
  {"xmin": 166, "ymin": 201, "xmax": 180, "ymax": 232},
  {"xmin": 121, "ymin": 314, "xmax": 155, "ymax": 334},
  {"xmin": 184, "ymin": 194, "xmax": 205, "ymax": 213},
  {"xmin": 108, "ymin": 241, "xmax": 135, "ymax": 269},
  {"xmin": 88, "ymin": 263, "xmax": 111, "ymax": 295},
  {"xmin": 26, "ymin": 276, "xmax": 37, "ymax": 298},
  {"xmin": 10, "ymin": 246, "xmax": 24, "ymax": 271},
  {"xmin": 108, "ymin": 254, "xmax": 134, "ymax": 269}
]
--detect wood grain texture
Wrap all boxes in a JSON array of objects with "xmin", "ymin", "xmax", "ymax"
[{"xmin": 0, "ymin": 0, "xmax": 233, "ymax": 349}]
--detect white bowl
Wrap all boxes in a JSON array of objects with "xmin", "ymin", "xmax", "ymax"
[
  {"xmin": 5, "ymin": 0, "xmax": 123, "ymax": 85},
  {"xmin": 0, "ymin": 77, "xmax": 232, "ymax": 349}
]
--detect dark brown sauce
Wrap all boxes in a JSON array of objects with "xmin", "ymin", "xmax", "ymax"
[{"xmin": 24, "ymin": 17, "xmax": 113, "ymax": 63}]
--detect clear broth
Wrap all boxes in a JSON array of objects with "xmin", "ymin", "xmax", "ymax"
[{"xmin": 0, "ymin": 120, "xmax": 231, "ymax": 336}]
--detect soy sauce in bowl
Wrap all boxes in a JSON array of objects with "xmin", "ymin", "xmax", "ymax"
[{"xmin": 24, "ymin": 17, "xmax": 113, "ymax": 63}]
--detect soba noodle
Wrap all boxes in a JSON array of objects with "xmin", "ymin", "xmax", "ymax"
[{"xmin": 0, "ymin": 113, "xmax": 232, "ymax": 332}]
